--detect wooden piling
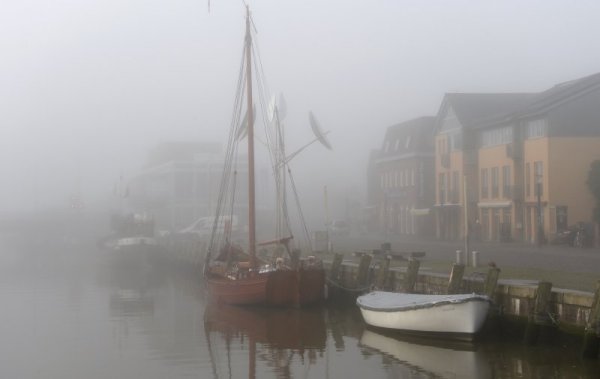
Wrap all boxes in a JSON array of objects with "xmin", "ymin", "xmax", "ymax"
[
  {"xmin": 524, "ymin": 281, "xmax": 553, "ymax": 345},
  {"xmin": 447, "ymin": 264, "xmax": 465, "ymax": 294},
  {"xmin": 356, "ymin": 254, "xmax": 372, "ymax": 289},
  {"xmin": 403, "ymin": 258, "xmax": 420, "ymax": 293},
  {"xmin": 290, "ymin": 249, "xmax": 301, "ymax": 269},
  {"xmin": 483, "ymin": 267, "xmax": 501, "ymax": 299},
  {"xmin": 329, "ymin": 253, "xmax": 344, "ymax": 282},
  {"xmin": 375, "ymin": 255, "xmax": 391, "ymax": 290},
  {"xmin": 582, "ymin": 280, "xmax": 600, "ymax": 359}
]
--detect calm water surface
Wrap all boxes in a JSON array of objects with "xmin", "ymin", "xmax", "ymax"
[{"xmin": 1, "ymin": 243, "xmax": 599, "ymax": 379}]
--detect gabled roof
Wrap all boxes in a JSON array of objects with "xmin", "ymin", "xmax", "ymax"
[
  {"xmin": 437, "ymin": 93, "xmax": 535, "ymax": 131},
  {"xmin": 514, "ymin": 72, "xmax": 600, "ymax": 118},
  {"xmin": 379, "ymin": 116, "xmax": 435, "ymax": 159},
  {"xmin": 471, "ymin": 72, "xmax": 600, "ymax": 129}
]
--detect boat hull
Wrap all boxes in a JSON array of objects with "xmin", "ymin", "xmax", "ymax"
[
  {"xmin": 206, "ymin": 267, "xmax": 325, "ymax": 307},
  {"xmin": 110, "ymin": 237, "xmax": 158, "ymax": 267},
  {"xmin": 206, "ymin": 273, "xmax": 270, "ymax": 305},
  {"xmin": 358, "ymin": 292, "xmax": 490, "ymax": 335},
  {"xmin": 266, "ymin": 268, "xmax": 325, "ymax": 307}
]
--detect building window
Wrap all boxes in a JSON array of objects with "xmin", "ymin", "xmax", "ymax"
[
  {"xmin": 481, "ymin": 168, "xmax": 489, "ymax": 199},
  {"xmin": 491, "ymin": 167, "xmax": 499, "ymax": 198},
  {"xmin": 395, "ymin": 139, "xmax": 401, "ymax": 151},
  {"xmin": 481, "ymin": 209, "xmax": 489, "ymax": 241},
  {"xmin": 418, "ymin": 163, "xmax": 424, "ymax": 197},
  {"xmin": 452, "ymin": 171, "xmax": 459, "ymax": 203},
  {"xmin": 556, "ymin": 206, "xmax": 568, "ymax": 231},
  {"xmin": 534, "ymin": 161, "xmax": 544, "ymax": 196},
  {"xmin": 449, "ymin": 133, "xmax": 462, "ymax": 151},
  {"xmin": 439, "ymin": 173, "xmax": 446, "ymax": 204},
  {"xmin": 526, "ymin": 162, "xmax": 530, "ymax": 197},
  {"xmin": 384, "ymin": 141, "xmax": 390, "ymax": 153},
  {"xmin": 481, "ymin": 126, "xmax": 513, "ymax": 147},
  {"xmin": 502, "ymin": 165, "xmax": 511, "ymax": 198},
  {"xmin": 405, "ymin": 136, "xmax": 412, "ymax": 149},
  {"xmin": 526, "ymin": 119, "xmax": 547, "ymax": 139}
]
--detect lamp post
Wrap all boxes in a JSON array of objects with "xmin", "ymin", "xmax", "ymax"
[{"xmin": 536, "ymin": 174, "xmax": 544, "ymax": 247}]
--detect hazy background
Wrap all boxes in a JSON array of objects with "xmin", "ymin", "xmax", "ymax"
[{"xmin": 2, "ymin": 0, "xmax": 600, "ymax": 225}]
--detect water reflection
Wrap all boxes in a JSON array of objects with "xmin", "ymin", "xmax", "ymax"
[
  {"xmin": 360, "ymin": 329, "xmax": 491, "ymax": 379},
  {"xmin": 203, "ymin": 304, "xmax": 327, "ymax": 378},
  {"xmin": 1, "ymin": 237, "xmax": 600, "ymax": 379},
  {"xmin": 108, "ymin": 266, "xmax": 157, "ymax": 318}
]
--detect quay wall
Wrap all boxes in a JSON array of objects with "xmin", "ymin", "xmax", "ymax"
[{"xmin": 324, "ymin": 260, "xmax": 594, "ymax": 333}]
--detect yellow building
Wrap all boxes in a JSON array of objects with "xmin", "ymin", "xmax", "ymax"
[
  {"xmin": 433, "ymin": 93, "xmax": 532, "ymax": 241},
  {"xmin": 475, "ymin": 73, "xmax": 600, "ymax": 244}
]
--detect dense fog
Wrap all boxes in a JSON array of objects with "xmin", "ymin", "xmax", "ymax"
[{"xmin": 2, "ymin": 0, "xmax": 600, "ymax": 228}]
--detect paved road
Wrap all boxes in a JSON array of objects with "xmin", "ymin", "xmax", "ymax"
[{"xmin": 331, "ymin": 234, "xmax": 600, "ymax": 275}]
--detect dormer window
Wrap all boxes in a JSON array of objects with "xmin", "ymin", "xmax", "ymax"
[
  {"xmin": 525, "ymin": 119, "xmax": 547, "ymax": 139},
  {"xmin": 481, "ymin": 126, "xmax": 513, "ymax": 147}
]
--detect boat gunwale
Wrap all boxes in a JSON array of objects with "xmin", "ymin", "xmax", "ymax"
[{"xmin": 356, "ymin": 292, "xmax": 492, "ymax": 313}]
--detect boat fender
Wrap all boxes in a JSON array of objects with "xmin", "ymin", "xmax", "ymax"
[{"xmin": 275, "ymin": 257, "xmax": 284, "ymax": 269}]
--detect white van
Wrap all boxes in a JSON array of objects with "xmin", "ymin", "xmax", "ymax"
[{"xmin": 179, "ymin": 215, "xmax": 239, "ymax": 238}]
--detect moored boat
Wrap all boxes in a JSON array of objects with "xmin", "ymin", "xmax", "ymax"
[
  {"xmin": 357, "ymin": 291, "xmax": 491, "ymax": 337},
  {"xmin": 203, "ymin": 6, "xmax": 330, "ymax": 307},
  {"xmin": 100, "ymin": 212, "xmax": 158, "ymax": 266}
]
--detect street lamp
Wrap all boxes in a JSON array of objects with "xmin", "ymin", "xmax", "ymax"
[{"xmin": 536, "ymin": 174, "xmax": 544, "ymax": 247}]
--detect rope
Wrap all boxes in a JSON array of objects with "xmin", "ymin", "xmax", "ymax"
[
  {"xmin": 206, "ymin": 41, "xmax": 247, "ymax": 267},
  {"xmin": 287, "ymin": 166, "xmax": 313, "ymax": 253},
  {"xmin": 325, "ymin": 261, "xmax": 375, "ymax": 293},
  {"xmin": 325, "ymin": 276, "xmax": 371, "ymax": 293}
]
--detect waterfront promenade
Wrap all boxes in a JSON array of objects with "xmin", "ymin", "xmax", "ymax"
[{"xmin": 331, "ymin": 233, "xmax": 600, "ymax": 276}]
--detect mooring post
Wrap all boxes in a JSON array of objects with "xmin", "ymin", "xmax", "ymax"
[
  {"xmin": 403, "ymin": 258, "xmax": 420, "ymax": 293},
  {"xmin": 375, "ymin": 255, "xmax": 391, "ymax": 290},
  {"xmin": 447, "ymin": 263, "xmax": 465, "ymax": 294},
  {"xmin": 471, "ymin": 251, "xmax": 479, "ymax": 268},
  {"xmin": 455, "ymin": 249, "xmax": 463, "ymax": 264},
  {"xmin": 356, "ymin": 254, "xmax": 373, "ymax": 289},
  {"xmin": 483, "ymin": 267, "xmax": 501, "ymax": 299},
  {"xmin": 582, "ymin": 280, "xmax": 600, "ymax": 359},
  {"xmin": 524, "ymin": 281, "xmax": 553, "ymax": 345},
  {"xmin": 290, "ymin": 249, "xmax": 301, "ymax": 269},
  {"xmin": 329, "ymin": 253, "xmax": 344, "ymax": 282}
]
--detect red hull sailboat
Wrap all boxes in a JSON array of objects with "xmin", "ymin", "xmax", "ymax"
[{"xmin": 204, "ymin": 7, "xmax": 330, "ymax": 307}]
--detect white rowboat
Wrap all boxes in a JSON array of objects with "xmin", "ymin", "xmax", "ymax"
[{"xmin": 357, "ymin": 291, "xmax": 491, "ymax": 336}]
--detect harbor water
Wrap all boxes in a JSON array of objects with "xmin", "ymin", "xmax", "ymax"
[{"xmin": 1, "ymin": 242, "xmax": 599, "ymax": 379}]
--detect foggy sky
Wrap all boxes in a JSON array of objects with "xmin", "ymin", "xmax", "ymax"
[{"xmin": 2, "ymin": 0, "xmax": 600, "ymax": 221}]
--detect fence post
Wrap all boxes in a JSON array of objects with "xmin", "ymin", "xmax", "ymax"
[
  {"xmin": 447, "ymin": 263, "xmax": 465, "ymax": 294},
  {"xmin": 403, "ymin": 258, "xmax": 420, "ymax": 293}
]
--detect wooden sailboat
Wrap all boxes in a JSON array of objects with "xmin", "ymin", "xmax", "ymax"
[{"xmin": 204, "ymin": 7, "xmax": 328, "ymax": 307}]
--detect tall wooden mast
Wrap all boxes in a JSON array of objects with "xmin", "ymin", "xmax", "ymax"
[{"xmin": 245, "ymin": 6, "xmax": 257, "ymax": 267}]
